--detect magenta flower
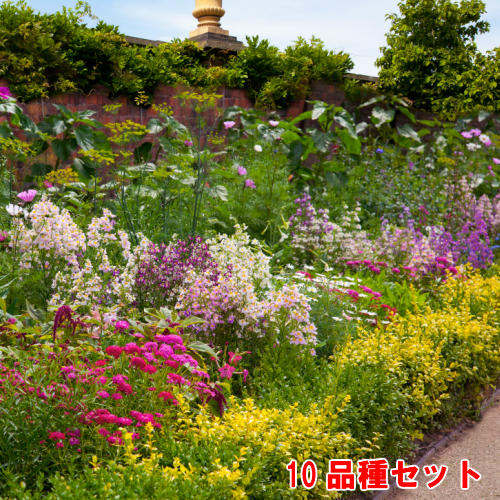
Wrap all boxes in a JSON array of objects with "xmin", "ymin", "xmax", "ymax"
[
  {"xmin": 237, "ymin": 166, "xmax": 247, "ymax": 176},
  {"xmin": 43, "ymin": 180, "xmax": 53, "ymax": 189},
  {"xmin": 0, "ymin": 87, "xmax": 12, "ymax": 100},
  {"xmin": 269, "ymin": 120, "xmax": 280, "ymax": 127},
  {"xmin": 48, "ymin": 432, "xmax": 66, "ymax": 441},
  {"xmin": 106, "ymin": 346, "xmax": 124, "ymax": 359},
  {"xmin": 470, "ymin": 128, "xmax": 482, "ymax": 137},
  {"xmin": 371, "ymin": 266, "xmax": 381, "ymax": 274},
  {"xmin": 115, "ymin": 320, "xmax": 129, "ymax": 330},
  {"xmin": 245, "ymin": 179, "xmax": 256, "ymax": 189},
  {"xmin": 219, "ymin": 364, "xmax": 236, "ymax": 379},
  {"xmin": 184, "ymin": 140, "xmax": 194, "ymax": 147},
  {"xmin": 461, "ymin": 131, "xmax": 473, "ymax": 139},
  {"xmin": 69, "ymin": 438, "xmax": 80, "ymax": 446},
  {"xmin": 392, "ymin": 268, "xmax": 401, "ymax": 274},
  {"xmin": 493, "ymin": 158, "xmax": 500, "ymax": 165},
  {"xmin": 223, "ymin": 121, "xmax": 236, "ymax": 130},
  {"xmin": 243, "ymin": 369, "xmax": 249, "ymax": 383},
  {"xmin": 98, "ymin": 428, "xmax": 110, "ymax": 437},
  {"xmin": 97, "ymin": 391, "xmax": 110, "ymax": 399},
  {"xmin": 17, "ymin": 189, "xmax": 37, "ymax": 203}
]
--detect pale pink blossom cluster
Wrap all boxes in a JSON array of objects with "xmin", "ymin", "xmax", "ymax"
[{"xmin": 12, "ymin": 196, "xmax": 86, "ymax": 269}]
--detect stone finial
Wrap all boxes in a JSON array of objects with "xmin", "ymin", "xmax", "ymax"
[{"xmin": 190, "ymin": 0, "xmax": 229, "ymax": 37}]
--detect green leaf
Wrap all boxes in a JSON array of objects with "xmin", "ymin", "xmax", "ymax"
[
  {"xmin": 187, "ymin": 340, "xmax": 218, "ymax": 359},
  {"xmin": 74, "ymin": 125, "xmax": 94, "ymax": 151},
  {"xmin": 311, "ymin": 102, "xmax": 328, "ymax": 120},
  {"xmin": 371, "ymin": 107, "xmax": 395, "ymax": 128},
  {"xmin": 73, "ymin": 157, "xmax": 95, "ymax": 179},
  {"xmin": 397, "ymin": 123, "xmax": 421, "ymax": 143},
  {"xmin": 212, "ymin": 168, "xmax": 237, "ymax": 179},
  {"xmin": 133, "ymin": 142, "xmax": 153, "ymax": 164},
  {"xmin": 52, "ymin": 138, "xmax": 77, "ymax": 161},
  {"xmin": 397, "ymin": 106, "xmax": 416, "ymax": 124},
  {"xmin": 339, "ymin": 129, "xmax": 361, "ymax": 154},
  {"xmin": 146, "ymin": 118, "xmax": 164, "ymax": 135}
]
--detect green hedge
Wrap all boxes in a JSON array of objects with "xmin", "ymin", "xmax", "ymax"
[{"xmin": 0, "ymin": 1, "xmax": 353, "ymax": 108}]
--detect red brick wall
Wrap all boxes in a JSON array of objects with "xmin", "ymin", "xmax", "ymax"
[{"xmin": 0, "ymin": 79, "xmax": 346, "ymax": 127}]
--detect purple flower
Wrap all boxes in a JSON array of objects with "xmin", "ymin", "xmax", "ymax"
[
  {"xmin": 237, "ymin": 166, "xmax": 247, "ymax": 176},
  {"xmin": 0, "ymin": 87, "xmax": 12, "ymax": 100},
  {"xmin": 223, "ymin": 121, "xmax": 236, "ymax": 130},
  {"xmin": 376, "ymin": 148, "xmax": 384, "ymax": 154},
  {"xmin": 69, "ymin": 438, "xmax": 80, "ymax": 446},
  {"xmin": 17, "ymin": 189, "xmax": 37, "ymax": 203},
  {"xmin": 245, "ymin": 179, "xmax": 256, "ymax": 189}
]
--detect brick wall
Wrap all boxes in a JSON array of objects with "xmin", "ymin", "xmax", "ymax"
[{"xmin": 0, "ymin": 79, "xmax": 346, "ymax": 127}]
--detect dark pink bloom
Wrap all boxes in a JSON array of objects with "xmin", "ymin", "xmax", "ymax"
[
  {"xmin": 116, "ymin": 382, "xmax": 133, "ymax": 395},
  {"xmin": 243, "ymin": 369, "xmax": 249, "ymax": 383},
  {"xmin": 124, "ymin": 343, "xmax": 142, "ymax": 355},
  {"xmin": 218, "ymin": 364, "xmax": 236, "ymax": 379},
  {"xmin": 0, "ymin": 87, "xmax": 12, "ymax": 100},
  {"xmin": 130, "ymin": 357, "xmax": 147, "ymax": 370},
  {"xmin": 106, "ymin": 346, "xmax": 124, "ymax": 359},
  {"xmin": 392, "ymin": 268, "xmax": 401, "ymax": 274},
  {"xmin": 48, "ymin": 432, "xmax": 66, "ymax": 441},
  {"xmin": 111, "ymin": 393, "xmax": 123, "ymax": 400},
  {"xmin": 245, "ymin": 179, "xmax": 256, "ymax": 189},
  {"xmin": 115, "ymin": 320, "xmax": 129, "ymax": 330},
  {"xmin": 56, "ymin": 442, "xmax": 64, "ymax": 448},
  {"xmin": 98, "ymin": 428, "xmax": 110, "ymax": 437},
  {"xmin": 97, "ymin": 391, "xmax": 110, "ymax": 399},
  {"xmin": 142, "ymin": 364, "xmax": 157, "ymax": 374},
  {"xmin": 69, "ymin": 438, "xmax": 80, "ymax": 446}
]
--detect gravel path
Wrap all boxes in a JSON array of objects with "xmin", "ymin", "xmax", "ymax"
[{"xmin": 390, "ymin": 398, "xmax": 500, "ymax": 499}]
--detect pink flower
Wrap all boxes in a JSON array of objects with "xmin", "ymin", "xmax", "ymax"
[
  {"xmin": 97, "ymin": 391, "xmax": 110, "ymax": 399},
  {"xmin": 269, "ymin": 120, "xmax": 280, "ymax": 127},
  {"xmin": 228, "ymin": 352, "xmax": 242, "ymax": 366},
  {"xmin": 237, "ymin": 166, "xmax": 247, "ymax": 176},
  {"xmin": 130, "ymin": 357, "xmax": 147, "ymax": 370},
  {"xmin": 392, "ymin": 268, "xmax": 401, "ymax": 274},
  {"xmin": 184, "ymin": 140, "xmax": 194, "ymax": 147},
  {"xmin": 17, "ymin": 190, "xmax": 37, "ymax": 203},
  {"xmin": 493, "ymin": 158, "xmax": 500, "ymax": 165},
  {"xmin": 243, "ymin": 369, "xmax": 249, "ymax": 383},
  {"xmin": 218, "ymin": 364, "xmax": 236, "ymax": 379},
  {"xmin": 0, "ymin": 87, "xmax": 12, "ymax": 100},
  {"xmin": 115, "ymin": 320, "xmax": 129, "ymax": 330},
  {"xmin": 48, "ymin": 432, "xmax": 66, "ymax": 441},
  {"xmin": 111, "ymin": 393, "xmax": 123, "ymax": 400},
  {"xmin": 44, "ymin": 180, "xmax": 53, "ymax": 189},
  {"xmin": 106, "ymin": 346, "xmax": 124, "ymax": 359},
  {"xmin": 69, "ymin": 438, "xmax": 80, "ymax": 446},
  {"xmin": 98, "ymin": 428, "xmax": 110, "ymax": 437},
  {"xmin": 56, "ymin": 442, "xmax": 64, "ymax": 448},
  {"xmin": 245, "ymin": 179, "xmax": 256, "ymax": 189},
  {"xmin": 223, "ymin": 121, "xmax": 236, "ymax": 130},
  {"xmin": 371, "ymin": 266, "xmax": 381, "ymax": 275},
  {"xmin": 461, "ymin": 131, "xmax": 473, "ymax": 139},
  {"xmin": 470, "ymin": 128, "xmax": 482, "ymax": 137}
]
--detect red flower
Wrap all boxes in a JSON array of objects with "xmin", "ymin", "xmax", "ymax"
[
  {"xmin": 48, "ymin": 431, "xmax": 66, "ymax": 441},
  {"xmin": 130, "ymin": 357, "xmax": 147, "ymax": 370},
  {"xmin": 106, "ymin": 346, "xmax": 124, "ymax": 359}
]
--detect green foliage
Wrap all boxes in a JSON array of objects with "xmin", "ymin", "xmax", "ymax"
[
  {"xmin": 0, "ymin": 2, "xmax": 352, "ymax": 109},
  {"xmin": 376, "ymin": 0, "xmax": 500, "ymax": 117},
  {"xmin": 230, "ymin": 36, "xmax": 353, "ymax": 109}
]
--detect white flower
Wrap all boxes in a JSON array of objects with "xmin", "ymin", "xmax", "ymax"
[
  {"xmin": 254, "ymin": 145, "xmax": 263, "ymax": 153},
  {"xmin": 6, "ymin": 204, "xmax": 23, "ymax": 216},
  {"xmin": 479, "ymin": 134, "xmax": 490, "ymax": 144},
  {"xmin": 466, "ymin": 143, "xmax": 481, "ymax": 151}
]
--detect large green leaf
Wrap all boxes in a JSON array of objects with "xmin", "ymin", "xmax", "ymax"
[
  {"xmin": 146, "ymin": 118, "xmax": 164, "ymax": 135},
  {"xmin": 339, "ymin": 129, "xmax": 361, "ymax": 154},
  {"xmin": 74, "ymin": 125, "xmax": 94, "ymax": 151},
  {"xmin": 371, "ymin": 107, "xmax": 395, "ymax": 128},
  {"xmin": 52, "ymin": 138, "xmax": 77, "ymax": 161},
  {"xmin": 212, "ymin": 168, "xmax": 237, "ymax": 179},
  {"xmin": 397, "ymin": 123, "xmax": 421, "ymax": 143}
]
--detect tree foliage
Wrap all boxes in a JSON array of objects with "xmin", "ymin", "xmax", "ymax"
[{"xmin": 376, "ymin": 0, "xmax": 500, "ymax": 117}]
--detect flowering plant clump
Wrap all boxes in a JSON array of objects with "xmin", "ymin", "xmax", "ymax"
[
  {"xmin": 289, "ymin": 195, "xmax": 374, "ymax": 265},
  {"xmin": 134, "ymin": 235, "xmax": 222, "ymax": 309}
]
